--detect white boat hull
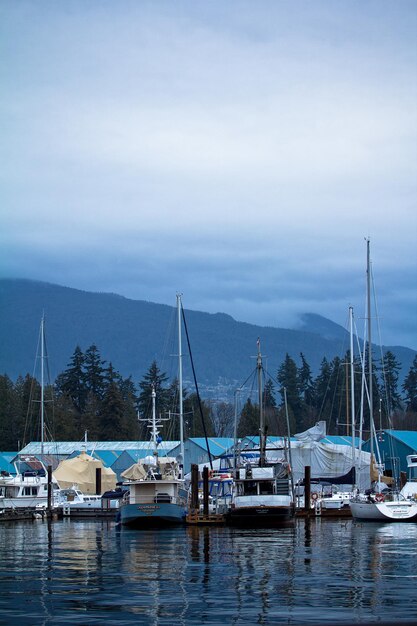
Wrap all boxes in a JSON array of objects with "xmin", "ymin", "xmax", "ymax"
[{"xmin": 350, "ymin": 499, "xmax": 417, "ymax": 521}]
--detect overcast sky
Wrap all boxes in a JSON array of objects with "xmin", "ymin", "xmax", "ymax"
[{"xmin": 1, "ymin": 1, "xmax": 416, "ymax": 349}]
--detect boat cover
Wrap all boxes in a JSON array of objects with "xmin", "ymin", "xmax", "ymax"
[{"xmin": 53, "ymin": 451, "xmax": 116, "ymax": 493}]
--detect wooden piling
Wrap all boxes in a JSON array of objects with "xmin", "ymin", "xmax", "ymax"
[
  {"xmin": 304, "ymin": 465, "xmax": 311, "ymax": 512},
  {"xmin": 95, "ymin": 468, "xmax": 102, "ymax": 495},
  {"xmin": 202, "ymin": 466, "xmax": 209, "ymax": 516}
]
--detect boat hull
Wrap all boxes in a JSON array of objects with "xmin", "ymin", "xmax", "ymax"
[
  {"xmin": 119, "ymin": 502, "xmax": 186, "ymax": 528},
  {"xmin": 0, "ymin": 494, "xmax": 50, "ymax": 509},
  {"xmin": 350, "ymin": 500, "xmax": 417, "ymax": 522},
  {"xmin": 227, "ymin": 505, "xmax": 295, "ymax": 527}
]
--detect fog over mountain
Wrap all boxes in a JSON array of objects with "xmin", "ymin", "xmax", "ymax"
[{"xmin": 1, "ymin": 279, "xmax": 415, "ymax": 400}]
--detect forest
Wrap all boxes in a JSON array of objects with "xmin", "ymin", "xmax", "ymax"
[{"xmin": 0, "ymin": 343, "xmax": 416, "ymax": 452}]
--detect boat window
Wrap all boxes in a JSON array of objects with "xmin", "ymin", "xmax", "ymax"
[
  {"xmin": 244, "ymin": 481, "xmax": 257, "ymax": 496},
  {"xmin": 259, "ymin": 481, "xmax": 273, "ymax": 495}
]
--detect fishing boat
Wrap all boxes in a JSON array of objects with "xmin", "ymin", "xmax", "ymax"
[
  {"xmin": 118, "ymin": 387, "xmax": 187, "ymax": 527},
  {"xmin": 118, "ymin": 295, "xmax": 187, "ymax": 528},
  {"xmin": 349, "ymin": 240, "xmax": 417, "ymax": 522},
  {"xmin": 227, "ymin": 341, "xmax": 295, "ymax": 526}
]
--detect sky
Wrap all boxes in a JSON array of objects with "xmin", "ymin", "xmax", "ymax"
[{"xmin": 1, "ymin": 1, "xmax": 416, "ymax": 349}]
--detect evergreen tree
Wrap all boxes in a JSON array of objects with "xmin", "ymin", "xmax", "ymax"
[
  {"xmin": 0, "ymin": 375, "xmax": 17, "ymax": 450},
  {"xmin": 99, "ymin": 380, "xmax": 127, "ymax": 440},
  {"xmin": 277, "ymin": 354, "xmax": 302, "ymax": 432},
  {"xmin": 403, "ymin": 355, "xmax": 417, "ymax": 413},
  {"xmin": 137, "ymin": 361, "xmax": 170, "ymax": 439},
  {"xmin": 263, "ymin": 379, "xmax": 280, "ymax": 436},
  {"xmin": 84, "ymin": 344, "xmax": 106, "ymax": 399},
  {"xmin": 314, "ymin": 357, "xmax": 332, "ymax": 416},
  {"xmin": 379, "ymin": 350, "xmax": 403, "ymax": 419},
  {"xmin": 298, "ymin": 353, "xmax": 315, "ymax": 407},
  {"xmin": 237, "ymin": 397, "xmax": 259, "ymax": 438},
  {"xmin": 55, "ymin": 346, "xmax": 87, "ymax": 414}
]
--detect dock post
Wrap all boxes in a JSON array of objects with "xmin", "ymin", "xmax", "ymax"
[
  {"xmin": 304, "ymin": 466, "xmax": 311, "ymax": 513},
  {"xmin": 202, "ymin": 466, "xmax": 209, "ymax": 516},
  {"xmin": 191, "ymin": 464, "xmax": 199, "ymax": 511},
  {"xmin": 47, "ymin": 465, "xmax": 53, "ymax": 514},
  {"xmin": 96, "ymin": 468, "xmax": 102, "ymax": 495}
]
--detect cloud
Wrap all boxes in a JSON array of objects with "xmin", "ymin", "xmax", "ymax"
[{"xmin": 0, "ymin": 1, "xmax": 416, "ymax": 350}]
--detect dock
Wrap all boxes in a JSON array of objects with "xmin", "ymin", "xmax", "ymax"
[{"xmin": 186, "ymin": 511, "xmax": 226, "ymax": 525}]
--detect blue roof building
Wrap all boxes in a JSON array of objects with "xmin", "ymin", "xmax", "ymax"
[
  {"xmin": 362, "ymin": 430, "xmax": 417, "ymax": 475},
  {"xmin": 0, "ymin": 452, "xmax": 18, "ymax": 475},
  {"xmin": 169, "ymin": 437, "xmax": 234, "ymax": 473}
]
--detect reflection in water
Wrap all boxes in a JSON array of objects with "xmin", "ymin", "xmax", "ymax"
[{"xmin": 0, "ymin": 519, "xmax": 417, "ymax": 624}]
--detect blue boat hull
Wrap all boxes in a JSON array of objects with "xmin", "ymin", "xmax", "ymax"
[{"xmin": 119, "ymin": 502, "xmax": 186, "ymax": 528}]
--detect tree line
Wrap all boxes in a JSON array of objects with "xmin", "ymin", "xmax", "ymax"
[{"xmin": 0, "ymin": 344, "xmax": 416, "ymax": 451}]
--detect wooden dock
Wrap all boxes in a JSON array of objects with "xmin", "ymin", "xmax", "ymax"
[{"xmin": 186, "ymin": 512, "xmax": 226, "ymax": 525}]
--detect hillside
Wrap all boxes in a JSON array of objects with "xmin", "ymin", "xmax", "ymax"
[{"xmin": 0, "ymin": 279, "xmax": 415, "ymax": 398}]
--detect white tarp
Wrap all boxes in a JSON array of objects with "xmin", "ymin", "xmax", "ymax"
[
  {"xmin": 294, "ymin": 421, "xmax": 327, "ymax": 443},
  {"xmin": 186, "ymin": 440, "xmax": 371, "ymax": 491},
  {"xmin": 266, "ymin": 441, "xmax": 371, "ymax": 491}
]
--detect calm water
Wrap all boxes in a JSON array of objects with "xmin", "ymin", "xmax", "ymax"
[{"xmin": 0, "ymin": 518, "xmax": 417, "ymax": 625}]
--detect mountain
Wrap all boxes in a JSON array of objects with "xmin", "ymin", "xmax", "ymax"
[{"xmin": 0, "ymin": 279, "xmax": 415, "ymax": 398}]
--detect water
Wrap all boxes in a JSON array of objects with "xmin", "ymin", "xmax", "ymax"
[{"xmin": 0, "ymin": 518, "xmax": 417, "ymax": 625}]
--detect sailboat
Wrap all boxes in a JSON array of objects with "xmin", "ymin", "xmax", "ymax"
[
  {"xmin": 118, "ymin": 294, "xmax": 187, "ymax": 527},
  {"xmin": 0, "ymin": 315, "xmax": 59, "ymax": 510},
  {"xmin": 227, "ymin": 340, "xmax": 295, "ymax": 526},
  {"xmin": 349, "ymin": 240, "xmax": 417, "ymax": 522}
]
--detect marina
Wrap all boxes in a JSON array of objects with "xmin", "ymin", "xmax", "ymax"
[{"xmin": 0, "ymin": 516, "xmax": 416, "ymax": 624}]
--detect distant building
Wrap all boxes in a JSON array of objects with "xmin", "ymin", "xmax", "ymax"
[{"xmin": 362, "ymin": 430, "xmax": 417, "ymax": 475}]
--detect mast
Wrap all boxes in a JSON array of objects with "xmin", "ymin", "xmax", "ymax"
[
  {"xmin": 176, "ymin": 293, "xmax": 184, "ymax": 474},
  {"xmin": 366, "ymin": 238, "xmax": 374, "ymax": 461},
  {"xmin": 349, "ymin": 306, "xmax": 356, "ymax": 473},
  {"xmin": 40, "ymin": 314, "xmax": 45, "ymax": 456},
  {"xmin": 151, "ymin": 385, "xmax": 158, "ymax": 460},
  {"xmin": 257, "ymin": 339, "xmax": 266, "ymax": 467}
]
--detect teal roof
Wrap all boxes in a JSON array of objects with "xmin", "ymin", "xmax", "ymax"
[
  {"xmin": 378, "ymin": 430, "xmax": 417, "ymax": 452},
  {"xmin": 19, "ymin": 441, "xmax": 180, "ymax": 455},
  {"xmin": 322, "ymin": 435, "xmax": 362, "ymax": 447},
  {"xmin": 0, "ymin": 452, "xmax": 17, "ymax": 474},
  {"xmin": 118, "ymin": 449, "xmax": 169, "ymax": 463},
  {"xmin": 188, "ymin": 438, "xmax": 235, "ymax": 457},
  {"xmin": 67, "ymin": 449, "xmax": 122, "ymax": 466}
]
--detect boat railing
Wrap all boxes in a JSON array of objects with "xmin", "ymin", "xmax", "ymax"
[{"xmin": 127, "ymin": 494, "xmax": 186, "ymax": 506}]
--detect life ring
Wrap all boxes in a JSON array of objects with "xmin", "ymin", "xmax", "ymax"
[
  {"xmin": 375, "ymin": 493, "xmax": 385, "ymax": 502},
  {"xmin": 311, "ymin": 492, "xmax": 319, "ymax": 502}
]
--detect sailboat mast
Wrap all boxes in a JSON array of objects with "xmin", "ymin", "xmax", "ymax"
[
  {"xmin": 176, "ymin": 293, "xmax": 184, "ymax": 471},
  {"xmin": 349, "ymin": 306, "xmax": 355, "ymax": 469},
  {"xmin": 366, "ymin": 238, "xmax": 374, "ymax": 460},
  {"xmin": 40, "ymin": 314, "xmax": 45, "ymax": 456},
  {"xmin": 151, "ymin": 385, "xmax": 158, "ymax": 458},
  {"xmin": 257, "ymin": 339, "xmax": 265, "ymax": 467}
]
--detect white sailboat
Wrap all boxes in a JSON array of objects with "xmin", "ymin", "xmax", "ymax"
[
  {"xmin": 0, "ymin": 316, "xmax": 59, "ymax": 510},
  {"xmin": 118, "ymin": 294, "xmax": 187, "ymax": 527},
  {"xmin": 349, "ymin": 240, "xmax": 417, "ymax": 522}
]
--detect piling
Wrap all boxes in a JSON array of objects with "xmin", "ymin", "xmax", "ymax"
[
  {"xmin": 96, "ymin": 468, "xmax": 102, "ymax": 495},
  {"xmin": 202, "ymin": 466, "xmax": 209, "ymax": 516},
  {"xmin": 47, "ymin": 465, "xmax": 53, "ymax": 512},
  {"xmin": 190, "ymin": 464, "xmax": 199, "ymax": 511},
  {"xmin": 304, "ymin": 466, "xmax": 311, "ymax": 512}
]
